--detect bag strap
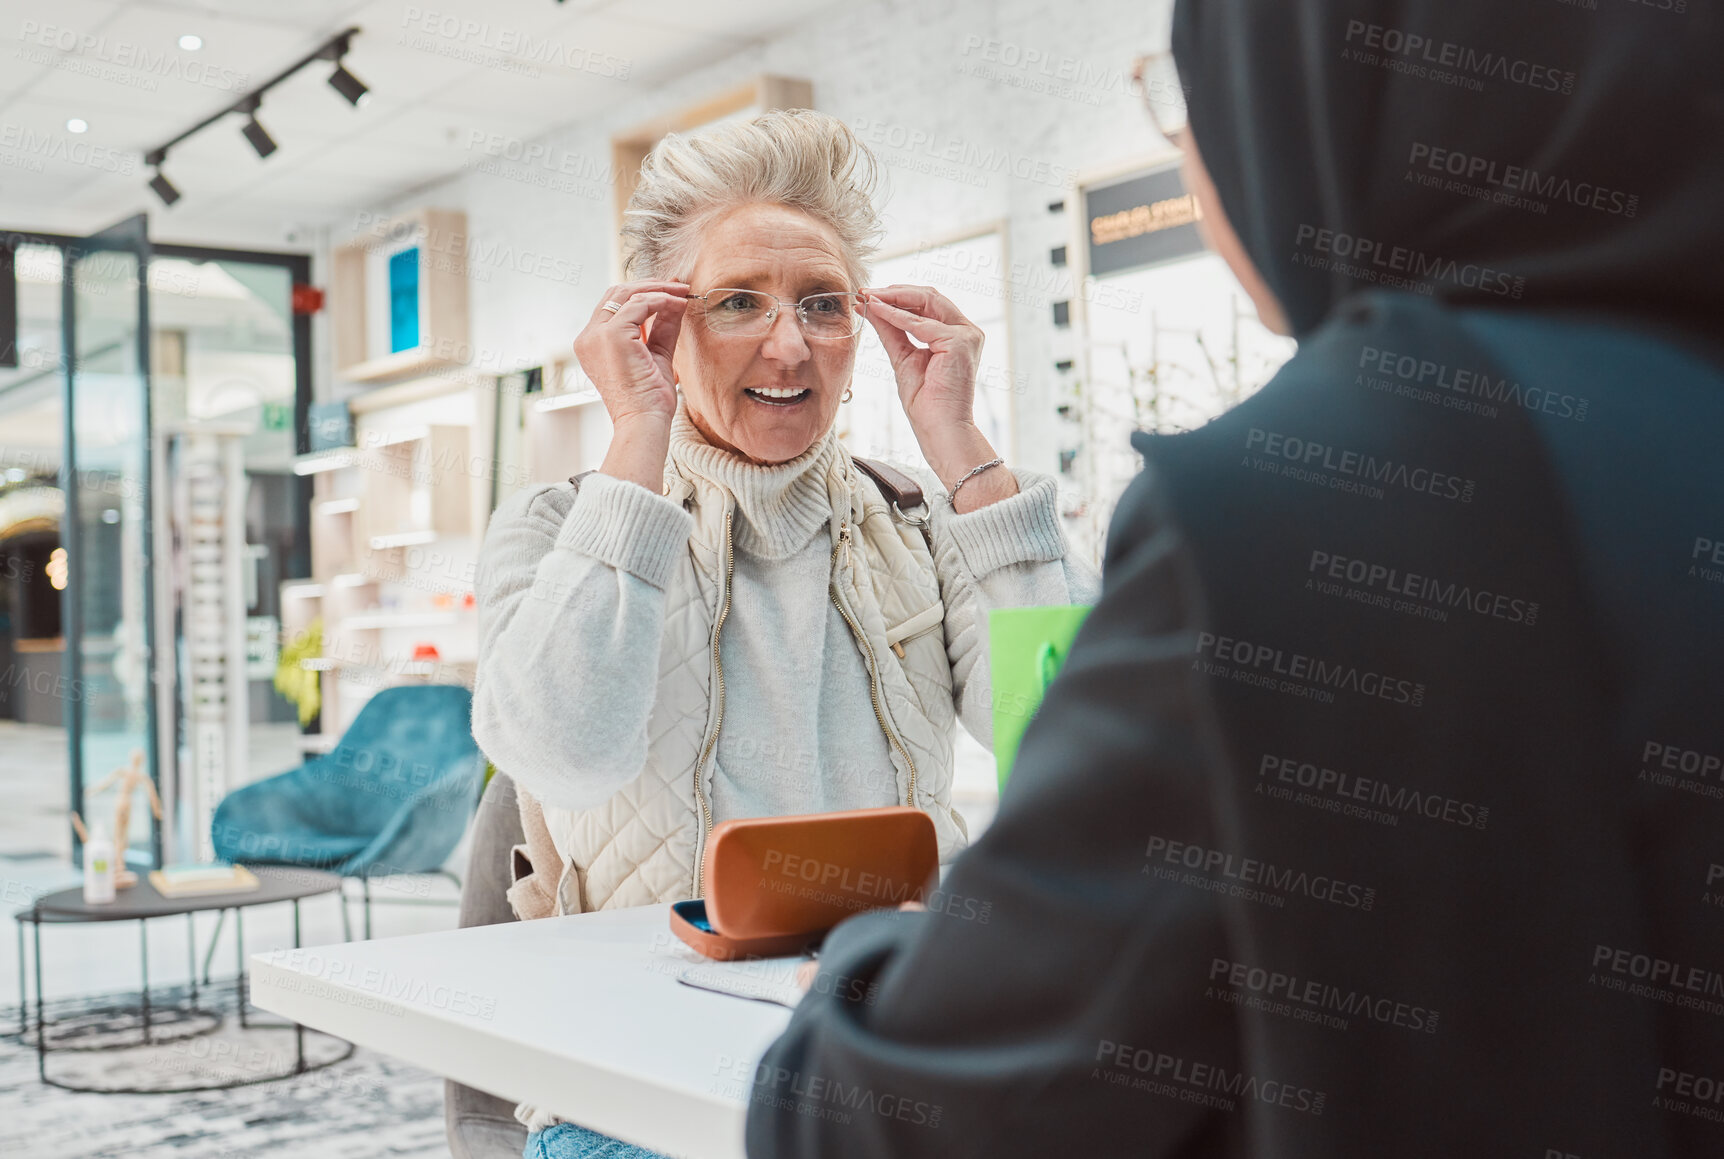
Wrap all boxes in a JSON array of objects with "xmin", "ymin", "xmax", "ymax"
[
  {"xmin": 852, "ymin": 456, "xmax": 926, "ymax": 511},
  {"xmin": 853, "ymin": 455, "xmax": 933, "ymax": 550}
]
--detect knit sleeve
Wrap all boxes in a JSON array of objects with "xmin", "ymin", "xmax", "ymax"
[
  {"xmin": 909, "ymin": 465, "xmax": 1103, "ymax": 751},
  {"xmin": 942, "ymin": 468, "xmax": 1071, "ymax": 577},
  {"xmin": 555, "ymin": 470, "xmax": 694, "ymax": 589},
  {"xmin": 471, "ymin": 474, "xmax": 694, "ymax": 813}
]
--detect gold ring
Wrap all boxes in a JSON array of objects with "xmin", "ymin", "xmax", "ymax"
[{"xmin": 601, "ymin": 301, "xmax": 623, "ymax": 314}]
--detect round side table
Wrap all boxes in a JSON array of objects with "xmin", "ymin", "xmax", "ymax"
[{"xmin": 14, "ymin": 865, "xmax": 355, "ymax": 1093}]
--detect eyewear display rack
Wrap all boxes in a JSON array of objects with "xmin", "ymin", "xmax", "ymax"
[{"xmin": 152, "ymin": 424, "xmax": 251, "ymax": 865}]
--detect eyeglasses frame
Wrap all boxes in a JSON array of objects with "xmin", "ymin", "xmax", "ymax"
[
  {"xmin": 1130, "ymin": 50, "xmax": 1191, "ymax": 147},
  {"xmin": 684, "ymin": 287, "xmax": 869, "ymax": 340}
]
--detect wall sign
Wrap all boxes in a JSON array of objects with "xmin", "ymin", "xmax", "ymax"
[{"xmin": 1085, "ymin": 166, "xmax": 1206, "ymax": 278}]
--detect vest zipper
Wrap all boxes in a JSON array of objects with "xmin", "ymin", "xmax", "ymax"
[
  {"xmin": 692, "ymin": 507, "xmax": 734, "ymax": 897},
  {"xmin": 828, "ymin": 519, "xmax": 919, "ymax": 809}
]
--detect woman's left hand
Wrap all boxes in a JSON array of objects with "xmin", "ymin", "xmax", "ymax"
[
  {"xmin": 863, "ymin": 285, "xmax": 985, "ymax": 440},
  {"xmin": 863, "ymin": 286, "xmax": 1017, "ymax": 510}
]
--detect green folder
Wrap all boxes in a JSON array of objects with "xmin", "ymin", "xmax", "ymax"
[{"xmin": 989, "ymin": 604, "xmax": 1093, "ymax": 791}]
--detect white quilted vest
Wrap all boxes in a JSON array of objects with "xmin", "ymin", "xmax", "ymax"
[{"xmin": 537, "ymin": 441, "xmax": 968, "ymax": 914}]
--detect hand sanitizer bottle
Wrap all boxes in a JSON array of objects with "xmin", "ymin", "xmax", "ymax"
[{"xmin": 83, "ymin": 823, "xmax": 116, "ymax": 905}]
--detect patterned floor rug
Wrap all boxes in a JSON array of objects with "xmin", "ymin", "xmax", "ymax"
[{"xmin": 0, "ymin": 980, "xmax": 453, "ymax": 1158}]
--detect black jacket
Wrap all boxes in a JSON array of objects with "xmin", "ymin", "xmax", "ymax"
[
  {"xmin": 748, "ymin": 1, "xmax": 1724, "ymax": 1154},
  {"xmin": 747, "ymin": 293, "xmax": 1724, "ymax": 1157}
]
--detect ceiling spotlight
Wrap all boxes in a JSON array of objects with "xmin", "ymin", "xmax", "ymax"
[
  {"xmin": 66, "ymin": 117, "xmax": 88, "ymax": 133},
  {"xmin": 149, "ymin": 170, "xmax": 181, "ymax": 206},
  {"xmin": 327, "ymin": 63, "xmax": 370, "ymax": 107},
  {"xmin": 241, "ymin": 114, "xmax": 277, "ymax": 158},
  {"xmin": 141, "ymin": 27, "xmax": 365, "ymax": 203}
]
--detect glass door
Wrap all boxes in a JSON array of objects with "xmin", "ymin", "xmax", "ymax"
[{"xmin": 65, "ymin": 213, "xmax": 158, "ymax": 871}]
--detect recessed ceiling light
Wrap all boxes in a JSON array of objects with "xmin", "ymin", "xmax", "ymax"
[
  {"xmin": 179, "ymin": 34, "xmax": 203, "ymax": 51},
  {"xmin": 66, "ymin": 118, "xmax": 88, "ymax": 133}
]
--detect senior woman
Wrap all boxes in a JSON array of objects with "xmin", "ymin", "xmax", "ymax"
[{"xmin": 471, "ymin": 108, "xmax": 1098, "ymax": 1157}]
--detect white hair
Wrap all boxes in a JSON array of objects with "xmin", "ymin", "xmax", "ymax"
[{"xmin": 620, "ymin": 108, "xmax": 884, "ymax": 290}]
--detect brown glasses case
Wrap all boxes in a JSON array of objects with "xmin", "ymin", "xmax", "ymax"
[{"xmin": 669, "ymin": 806, "xmax": 938, "ymax": 961}]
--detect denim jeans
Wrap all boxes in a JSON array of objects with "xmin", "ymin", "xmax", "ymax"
[{"xmin": 524, "ymin": 1123, "xmax": 672, "ymax": 1159}]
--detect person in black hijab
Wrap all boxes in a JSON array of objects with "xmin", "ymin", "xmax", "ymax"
[{"xmin": 746, "ymin": 1, "xmax": 1724, "ymax": 1155}]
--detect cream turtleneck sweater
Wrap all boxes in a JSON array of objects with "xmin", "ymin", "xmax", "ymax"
[
  {"xmin": 474, "ymin": 392, "xmax": 1101, "ymax": 822},
  {"xmin": 666, "ymin": 398, "xmax": 838, "ymax": 559}
]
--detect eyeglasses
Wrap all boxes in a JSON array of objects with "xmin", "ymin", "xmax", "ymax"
[
  {"xmin": 686, "ymin": 288, "xmax": 867, "ymax": 340},
  {"xmin": 1130, "ymin": 51, "xmax": 1190, "ymax": 147}
]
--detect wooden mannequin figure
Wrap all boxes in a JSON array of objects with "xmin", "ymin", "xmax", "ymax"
[{"xmin": 85, "ymin": 749, "xmax": 163, "ymax": 890}]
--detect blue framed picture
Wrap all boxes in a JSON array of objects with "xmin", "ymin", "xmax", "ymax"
[{"xmin": 388, "ymin": 246, "xmax": 420, "ymax": 353}]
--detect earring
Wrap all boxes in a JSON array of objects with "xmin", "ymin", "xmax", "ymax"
[{"xmin": 842, "ymin": 386, "xmax": 854, "ymax": 404}]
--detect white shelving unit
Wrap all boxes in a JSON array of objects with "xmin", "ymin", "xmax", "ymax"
[
  {"xmin": 514, "ymin": 363, "xmax": 613, "ymax": 493},
  {"xmin": 279, "ymin": 205, "xmax": 489, "ymax": 742},
  {"xmin": 285, "ymin": 202, "xmax": 644, "ymax": 744},
  {"xmin": 284, "ymin": 325, "xmax": 495, "ymax": 744}
]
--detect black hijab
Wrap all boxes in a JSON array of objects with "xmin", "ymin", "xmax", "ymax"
[{"xmin": 1171, "ymin": 0, "xmax": 1724, "ymax": 343}]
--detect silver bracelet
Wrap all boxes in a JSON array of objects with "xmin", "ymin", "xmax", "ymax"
[{"xmin": 947, "ymin": 456, "xmax": 1005, "ymax": 504}]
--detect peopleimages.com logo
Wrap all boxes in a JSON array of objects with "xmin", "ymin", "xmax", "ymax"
[
  {"xmin": 1306, "ymin": 548, "xmax": 1539, "ymax": 628},
  {"xmin": 1207, "ymin": 957, "xmax": 1441, "ymax": 1033},
  {"xmin": 0, "ymin": 123, "xmax": 137, "ymax": 174},
  {"xmin": 1406, "ymin": 142, "xmax": 1638, "ymax": 218},
  {"xmin": 1144, "ymin": 834, "xmax": 1378, "ymax": 910},
  {"xmin": 1341, "ymin": 20, "xmax": 1577, "ymax": 95},
  {"xmin": 1194, "ymin": 630, "xmax": 1427, "ymax": 708},
  {"xmin": 1245, "ymin": 426, "xmax": 1477, "ymax": 504},
  {"xmin": 16, "ymin": 21, "xmax": 250, "ymax": 92},
  {"xmin": 1292, "ymin": 225, "xmax": 1526, "ymax": 299},
  {"xmin": 1094, "ymin": 1039, "xmax": 1327, "ymax": 1115},
  {"xmin": 1357, "ymin": 344, "xmax": 1588, "ymax": 422},
  {"xmin": 1258, "ymin": 751, "xmax": 1491, "ymax": 830}
]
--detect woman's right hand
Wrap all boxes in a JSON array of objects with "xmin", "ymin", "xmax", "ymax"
[{"xmin": 572, "ymin": 281, "xmax": 690, "ymax": 428}]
